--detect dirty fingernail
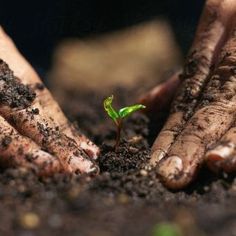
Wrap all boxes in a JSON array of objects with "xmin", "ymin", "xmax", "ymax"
[
  {"xmin": 158, "ymin": 155, "xmax": 183, "ymax": 178},
  {"xmin": 69, "ymin": 156, "xmax": 96, "ymax": 174},
  {"xmin": 150, "ymin": 149, "xmax": 167, "ymax": 166},
  {"xmin": 206, "ymin": 142, "xmax": 235, "ymax": 161}
]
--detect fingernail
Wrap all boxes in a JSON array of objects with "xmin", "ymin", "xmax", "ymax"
[
  {"xmin": 150, "ymin": 149, "xmax": 166, "ymax": 166},
  {"xmin": 88, "ymin": 164, "xmax": 100, "ymax": 175},
  {"xmin": 158, "ymin": 155, "xmax": 183, "ymax": 178},
  {"xmin": 70, "ymin": 156, "xmax": 96, "ymax": 174},
  {"xmin": 206, "ymin": 142, "xmax": 235, "ymax": 160}
]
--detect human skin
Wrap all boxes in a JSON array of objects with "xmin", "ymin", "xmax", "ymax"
[
  {"xmin": 141, "ymin": 0, "xmax": 236, "ymax": 189},
  {"xmin": 0, "ymin": 26, "xmax": 99, "ymax": 175}
]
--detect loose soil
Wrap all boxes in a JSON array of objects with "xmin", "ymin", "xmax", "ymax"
[{"xmin": 0, "ymin": 84, "xmax": 236, "ymax": 236}]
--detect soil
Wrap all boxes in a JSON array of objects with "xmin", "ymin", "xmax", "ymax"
[
  {"xmin": 0, "ymin": 84, "xmax": 236, "ymax": 236},
  {"xmin": 0, "ymin": 60, "xmax": 36, "ymax": 109}
]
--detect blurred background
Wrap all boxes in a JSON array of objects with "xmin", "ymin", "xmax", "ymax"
[{"xmin": 0, "ymin": 0, "xmax": 205, "ymax": 91}]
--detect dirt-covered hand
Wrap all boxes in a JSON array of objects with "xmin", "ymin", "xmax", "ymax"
[
  {"xmin": 141, "ymin": 0, "xmax": 236, "ymax": 189},
  {"xmin": 0, "ymin": 26, "xmax": 99, "ymax": 176}
]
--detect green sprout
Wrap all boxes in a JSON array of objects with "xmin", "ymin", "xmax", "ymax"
[{"xmin": 104, "ymin": 95, "xmax": 145, "ymax": 150}]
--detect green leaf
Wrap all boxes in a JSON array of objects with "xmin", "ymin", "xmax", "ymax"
[
  {"xmin": 103, "ymin": 95, "xmax": 119, "ymax": 122},
  {"xmin": 118, "ymin": 104, "xmax": 145, "ymax": 118}
]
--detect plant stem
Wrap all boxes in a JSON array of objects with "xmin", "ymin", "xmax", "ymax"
[{"xmin": 115, "ymin": 119, "xmax": 122, "ymax": 151}]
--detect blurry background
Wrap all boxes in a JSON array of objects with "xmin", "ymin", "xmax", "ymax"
[{"xmin": 0, "ymin": 0, "xmax": 205, "ymax": 91}]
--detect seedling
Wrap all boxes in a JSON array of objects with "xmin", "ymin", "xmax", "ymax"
[{"xmin": 103, "ymin": 95, "xmax": 145, "ymax": 150}]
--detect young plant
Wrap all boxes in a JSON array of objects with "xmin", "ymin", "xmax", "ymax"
[{"xmin": 103, "ymin": 95, "xmax": 146, "ymax": 150}]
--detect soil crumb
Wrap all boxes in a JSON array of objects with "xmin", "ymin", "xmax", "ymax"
[
  {"xmin": 0, "ymin": 85, "xmax": 235, "ymax": 236},
  {"xmin": 0, "ymin": 60, "xmax": 36, "ymax": 108}
]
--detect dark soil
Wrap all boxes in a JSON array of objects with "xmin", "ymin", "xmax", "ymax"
[
  {"xmin": 0, "ymin": 60, "xmax": 36, "ymax": 109},
  {"xmin": 0, "ymin": 85, "xmax": 236, "ymax": 236}
]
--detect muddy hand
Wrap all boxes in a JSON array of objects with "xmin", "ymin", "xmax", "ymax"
[
  {"xmin": 143, "ymin": 0, "xmax": 236, "ymax": 189},
  {"xmin": 0, "ymin": 26, "xmax": 99, "ymax": 175}
]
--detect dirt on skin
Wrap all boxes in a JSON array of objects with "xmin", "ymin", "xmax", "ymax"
[
  {"xmin": 0, "ymin": 85, "xmax": 235, "ymax": 236},
  {"xmin": 0, "ymin": 59, "xmax": 36, "ymax": 109},
  {"xmin": 0, "ymin": 60, "xmax": 99, "ymax": 176}
]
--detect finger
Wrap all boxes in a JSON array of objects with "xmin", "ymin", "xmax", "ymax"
[
  {"xmin": 0, "ymin": 60, "xmax": 98, "ymax": 174},
  {"xmin": 36, "ymin": 89, "xmax": 100, "ymax": 159},
  {"xmin": 139, "ymin": 71, "xmax": 180, "ymax": 117},
  {"xmin": 205, "ymin": 130, "xmax": 236, "ymax": 173},
  {"xmin": 157, "ymin": 102, "xmax": 235, "ymax": 189},
  {"xmin": 0, "ymin": 26, "xmax": 99, "ymax": 159},
  {"xmin": 156, "ymin": 15, "xmax": 236, "ymax": 189},
  {"xmin": 0, "ymin": 115, "xmax": 63, "ymax": 175},
  {"xmin": 150, "ymin": 0, "xmax": 235, "ymax": 166}
]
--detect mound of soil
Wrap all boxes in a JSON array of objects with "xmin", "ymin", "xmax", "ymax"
[{"xmin": 0, "ymin": 85, "xmax": 236, "ymax": 236}]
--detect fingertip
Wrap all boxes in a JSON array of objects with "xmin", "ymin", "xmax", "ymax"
[
  {"xmin": 150, "ymin": 149, "xmax": 166, "ymax": 166},
  {"xmin": 205, "ymin": 153, "xmax": 223, "ymax": 173},
  {"xmin": 137, "ymin": 92, "xmax": 152, "ymax": 112},
  {"xmin": 138, "ymin": 72, "xmax": 180, "ymax": 116},
  {"xmin": 157, "ymin": 155, "xmax": 183, "ymax": 178},
  {"xmin": 156, "ymin": 155, "xmax": 198, "ymax": 190},
  {"xmin": 88, "ymin": 163, "xmax": 100, "ymax": 176},
  {"xmin": 205, "ymin": 143, "xmax": 235, "ymax": 172},
  {"xmin": 69, "ymin": 154, "xmax": 99, "ymax": 175}
]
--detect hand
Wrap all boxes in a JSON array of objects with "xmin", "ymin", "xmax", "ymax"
[
  {"xmin": 0, "ymin": 26, "xmax": 99, "ymax": 176},
  {"xmin": 141, "ymin": 0, "xmax": 236, "ymax": 189}
]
